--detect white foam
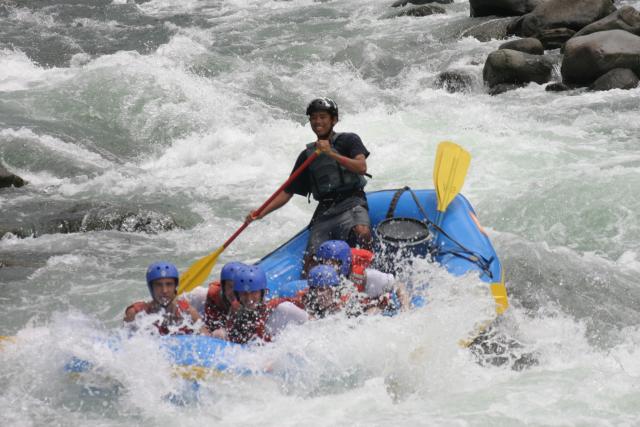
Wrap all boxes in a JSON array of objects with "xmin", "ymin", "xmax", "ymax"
[{"xmin": 0, "ymin": 49, "xmax": 72, "ymax": 91}]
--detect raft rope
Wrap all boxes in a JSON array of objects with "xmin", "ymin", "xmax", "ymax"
[{"xmin": 387, "ymin": 186, "xmax": 494, "ymax": 280}]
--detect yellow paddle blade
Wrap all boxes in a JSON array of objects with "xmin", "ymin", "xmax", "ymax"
[
  {"xmin": 177, "ymin": 246, "xmax": 225, "ymax": 295},
  {"xmin": 433, "ymin": 141, "xmax": 471, "ymax": 213}
]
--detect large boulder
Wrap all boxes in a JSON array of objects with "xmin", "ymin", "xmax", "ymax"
[
  {"xmin": 509, "ymin": 0, "xmax": 616, "ymax": 37},
  {"xmin": 561, "ymin": 30, "xmax": 640, "ymax": 85},
  {"xmin": 470, "ymin": 0, "xmax": 541, "ymax": 17},
  {"xmin": 391, "ymin": 0, "xmax": 452, "ymax": 6},
  {"xmin": 588, "ymin": 68, "xmax": 639, "ymax": 91},
  {"xmin": 574, "ymin": 6, "xmax": 640, "ymax": 37},
  {"xmin": 537, "ymin": 27, "xmax": 576, "ymax": 49},
  {"xmin": 483, "ymin": 48, "xmax": 554, "ymax": 88},
  {"xmin": 499, "ymin": 37, "xmax": 544, "ymax": 54},
  {"xmin": 0, "ymin": 165, "xmax": 25, "ymax": 188}
]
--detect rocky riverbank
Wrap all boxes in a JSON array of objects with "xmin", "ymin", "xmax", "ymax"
[{"xmin": 389, "ymin": 0, "xmax": 640, "ymax": 94}]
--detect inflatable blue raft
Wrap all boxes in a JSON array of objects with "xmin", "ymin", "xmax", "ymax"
[{"xmin": 66, "ymin": 188, "xmax": 508, "ymax": 379}]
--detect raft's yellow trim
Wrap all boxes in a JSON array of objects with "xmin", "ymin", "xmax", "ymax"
[
  {"xmin": 173, "ymin": 365, "xmax": 227, "ymax": 381},
  {"xmin": 490, "ymin": 269, "xmax": 509, "ymax": 315},
  {"xmin": 0, "ymin": 336, "xmax": 16, "ymax": 349},
  {"xmin": 459, "ymin": 268, "xmax": 509, "ymax": 348}
]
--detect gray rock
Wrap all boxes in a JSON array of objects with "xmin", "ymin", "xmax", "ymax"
[
  {"xmin": 488, "ymin": 82, "xmax": 525, "ymax": 95},
  {"xmin": 434, "ymin": 70, "xmax": 476, "ymax": 93},
  {"xmin": 483, "ymin": 48, "xmax": 554, "ymax": 87},
  {"xmin": 562, "ymin": 30, "xmax": 640, "ymax": 85},
  {"xmin": 389, "ymin": 4, "xmax": 446, "ymax": 17},
  {"xmin": 0, "ymin": 201, "xmax": 180, "ymax": 238},
  {"xmin": 538, "ymin": 27, "xmax": 576, "ymax": 49},
  {"xmin": 545, "ymin": 82, "xmax": 572, "ymax": 91},
  {"xmin": 0, "ymin": 165, "xmax": 26, "ymax": 188},
  {"xmin": 461, "ymin": 17, "xmax": 515, "ymax": 41},
  {"xmin": 499, "ymin": 37, "xmax": 544, "ymax": 54},
  {"xmin": 509, "ymin": 0, "xmax": 616, "ymax": 37},
  {"xmin": 391, "ymin": 0, "xmax": 452, "ymax": 7},
  {"xmin": 470, "ymin": 0, "xmax": 541, "ymax": 17},
  {"xmin": 588, "ymin": 68, "xmax": 639, "ymax": 90},
  {"xmin": 574, "ymin": 6, "xmax": 640, "ymax": 37}
]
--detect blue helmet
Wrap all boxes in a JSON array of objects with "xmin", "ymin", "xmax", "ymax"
[
  {"xmin": 308, "ymin": 265, "xmax": 340, "ymax": 288},
  {"xmin": 146, "ymin": 261, "xmax": 179, "ymax": 296},
  {"xmin": 220, "ymin": 261, "xmax": 246, "ymax": 282},
  {"xmin": 316, "ymin": 240, "xmax": 352, "ymax": 277},
  {"xmin": 233, "ymin": 266, "xmax": 268, "ymax": 293}
]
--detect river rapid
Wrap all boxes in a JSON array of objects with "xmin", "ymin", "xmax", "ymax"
[{"xmin": 1, "ymin": 0, "xmax": 640, "ymax": 425}]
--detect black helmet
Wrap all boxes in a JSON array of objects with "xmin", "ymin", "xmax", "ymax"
[{"xmin": 306, "ymin": 97, "xmax": 338, "ymax": 117}]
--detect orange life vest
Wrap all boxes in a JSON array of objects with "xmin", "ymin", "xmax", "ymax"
[{"xmin": 203, "ymin": 281, "xmax": 241, "ymax": 331}]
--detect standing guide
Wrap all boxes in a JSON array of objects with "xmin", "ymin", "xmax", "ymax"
[{"xmin": 246, "ymin": 98, "xmax": 372, "ymax": 275}]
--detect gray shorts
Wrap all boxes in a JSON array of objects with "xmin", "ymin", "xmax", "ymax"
[{"xmin": 307, "ymin": 204, "xmax": 370, "ymax": 257}]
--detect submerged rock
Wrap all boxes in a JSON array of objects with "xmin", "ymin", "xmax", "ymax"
[
  {"xmin": 468, "ymin": 326, "xmax": 539, "ymax": 371},
  {"xmin": 460, "ymin": 17, "xmax": 515, "ymax": 41},
  {"xmin": 561, "ymin": 30, "xmax": 640, "ymax": 85},
  {"xmin": 0, "ymin": 165, "xmax": 26, "ymax": 188},
  {"xmin": 331, "ymin": 42, "xmax": 404, "ymax": 79},
  {"xmin": 488, "ymin": 82, "xmax": 525, "ymax": 94},
  {"xmin": 391, "ymin": 0, "xmax": 452, "ymax": 6},
  {"xmin": 483, "ymin": 48, "xmax": 554, "ymax": 88},
  {"xmin": 434, "ymin": 70, "xmax": 476, "ymax": 93},
  {"xmin": 545, "ymin": 81, "xmax": 572, "ymax": 91},
  {"xmin": 470, "ymin": 0, "xmax": 541, "ymax": 17},
  {"xmin": 499, "ymin": 37, "xmax": 544, "ymax": 54},
  {"xmin": 574, "ymin": 6, "xmax": 640, "ymax": 38},
  {"xmin": 0, "ymin": 201, "xmax": 180, "ymax": 238},
  {"xmin": 509, "ymin": 0, "xmax": 616, "ymax": 37},
  {"xmin": 588, "ymin": 68, "xmax": 639, "ymax": 91},
  {"xmin": 387, "ymin": 4, "xmax": 446, "ymax": 18}
]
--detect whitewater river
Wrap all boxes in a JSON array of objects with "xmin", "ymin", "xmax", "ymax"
[{"xmin": 1, "ymin": 0, "xmax": 640, "ymax": 425}]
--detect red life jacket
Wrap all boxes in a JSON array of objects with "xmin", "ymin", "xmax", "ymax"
[
  {"xmin": 203, "ymin": 281, "xmax": 241, "ymax": 331},
  {"xmin": 125, "ymin": 299, "xmax": 195, "ymax": 335}
]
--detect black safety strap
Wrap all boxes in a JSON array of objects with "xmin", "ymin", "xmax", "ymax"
[
  {"xmin": 386, "ymin": 186, "xmax": 409, "ymax": 219},
  {"xmin": 405, "ymin": 187, "xmax": 494, "ymax": 279}
]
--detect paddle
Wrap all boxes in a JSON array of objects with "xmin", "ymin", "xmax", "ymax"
[
  {"xmin": 433, "ymin": 141, "xmax": 471, "ymax": 228},
  {"xmin": 177, "ymin": 150, "xmax": 322, "ymax": 295}
]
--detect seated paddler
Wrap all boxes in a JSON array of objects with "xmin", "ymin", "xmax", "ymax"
[
  {"xmin": 316, "ymin": 240, "xmax": 411, "ymax": 315},
  {"xmin": 224, "ymin": 265, "xmax": 308, "ymax": 344},
  {"xmin": 185, "ymin": 261, "xmax": 245, "ymax": 338},
  {"xmin": 296, "ymin": 265, "xmax": 346, "ymax": 319},
  {"xmin": 124, "ymin": 261, "xmax": 208, "ymax": 336}
]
